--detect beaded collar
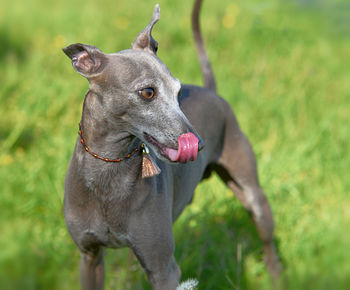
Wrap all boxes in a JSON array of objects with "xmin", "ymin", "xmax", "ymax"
[
  {"xmin": 78, "ymin": 122, "xmax": 161, "ymax": 178},
  {"xmin": 78, "ymin": 122, "xmax": 139, "ymax": 162}
]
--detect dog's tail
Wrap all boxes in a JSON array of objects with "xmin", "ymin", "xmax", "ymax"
[{"xmin": 192, "ymin": 0, "xmax": 217, "ymax": 93}]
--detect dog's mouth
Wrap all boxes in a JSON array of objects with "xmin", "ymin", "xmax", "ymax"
[{"xmin": 143, "ymin": 132, "xmax": 200, "ymax": 163}]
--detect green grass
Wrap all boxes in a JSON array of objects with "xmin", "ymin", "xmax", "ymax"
[{"xmin": 0, "ymin": 0, "xmax": 349, "ymax": 289}]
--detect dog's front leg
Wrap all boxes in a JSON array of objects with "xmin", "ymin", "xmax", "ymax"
[
  {"xmin": 146, "ymin": 255, "xmax": 180, "ymax": 290},
  {"xmin": 133, "ymin": 246, "xmax": 180, "ymax": 290},
  {"xmin": 80, "ymin": 247, "xmax": 105, "ymax": 290},
  {"xmin": 129, "ymin": 211, "xmax": 181, "ymax": 289}
]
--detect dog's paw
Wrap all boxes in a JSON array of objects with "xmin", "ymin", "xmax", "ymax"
[{"xmin": 176, "ymin": 278, "xmax": 199, "ymax": 290}]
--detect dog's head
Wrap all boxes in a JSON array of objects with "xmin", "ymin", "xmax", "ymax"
[{"xmin": 63, "ymin": 5, "xmax": 203, "ymax": 163}]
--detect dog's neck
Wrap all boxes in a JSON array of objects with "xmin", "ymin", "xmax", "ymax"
[
  {"xmin": 79, "ymin": 90, "xmax": 140, "ymax": 160},
  {"xmin": 77, "ymin": 91, "xmax": 145, "ymax": 198}
]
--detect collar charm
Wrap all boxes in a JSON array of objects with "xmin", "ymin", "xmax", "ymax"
[{"xmin": 141, "ymin": 143, "xmax": 161, "ymax": 178}]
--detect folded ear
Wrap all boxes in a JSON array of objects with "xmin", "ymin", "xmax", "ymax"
[
  {"xmin": 131, "ymin": 4, "xmax": 160, "ymax": 54},
  {"xmin": 62, "ymin": 43, "xmax": 106, "ymax": 78}
]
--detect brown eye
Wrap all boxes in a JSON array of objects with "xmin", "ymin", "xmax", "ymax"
[{"xmin": 139, "ymin": 88, "xmax": 155, "ymax": 99}]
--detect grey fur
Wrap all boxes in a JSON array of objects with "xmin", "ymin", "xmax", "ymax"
[{"xmin": 63, "ymin": 3, "xmax": 281, "ymax": 290}]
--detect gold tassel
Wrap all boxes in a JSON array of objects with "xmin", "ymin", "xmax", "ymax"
[{"xmin": 141, "ymin": 144, "xmax": 161, "ymax": 178}]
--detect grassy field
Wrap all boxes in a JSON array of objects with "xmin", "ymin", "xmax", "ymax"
[{"xmin": 1, "ymin": 0, "xmax": 349, "ymax": 289}]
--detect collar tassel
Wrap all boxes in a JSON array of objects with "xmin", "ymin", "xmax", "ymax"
[{"xmin": 141, "ymin": 143, "xmax": 161, "ymax": 178}]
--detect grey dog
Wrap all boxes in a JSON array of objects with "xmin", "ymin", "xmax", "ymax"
[{"xmin": 63, "ymin": 0, "xmax": 281, "ymax": 289}]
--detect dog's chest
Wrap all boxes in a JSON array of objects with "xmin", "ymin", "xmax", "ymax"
[
  {"xmin": 76, "ymin": 195, "xmax": 134, "ymax": 249},
  {"xmin": 78, "ymin": 222, "xmax": 130, "ymax": 249},
  {"xmin": 105, "ymin": 226, "xmax": 130, "ymax": 248},
  {"xmin": 96, "ymin": 202, "xmax": 134, "ymax": 248}
]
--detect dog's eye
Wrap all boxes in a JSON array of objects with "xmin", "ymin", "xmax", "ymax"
[{"xmin": 139, "ymin": 88, "xmax": 155, "ymax": 100}]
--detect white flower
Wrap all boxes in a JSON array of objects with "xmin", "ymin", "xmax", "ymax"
[{"xmin": 176, "ymin": 278, "xmax": 199, "ymax": 290}]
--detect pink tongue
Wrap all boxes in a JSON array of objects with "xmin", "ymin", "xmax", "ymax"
[{"xmin": 165, "ymin": 133, "xmax": 199, "ymax": 163}]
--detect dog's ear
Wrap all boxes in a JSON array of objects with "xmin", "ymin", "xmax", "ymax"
[
  {"xmin": 62, "ymin": 43, "xmax": 106, "ymax": 78},
  {"xmin": 131, "ymin": 4, "xmax": 160, "ymax": 55}
]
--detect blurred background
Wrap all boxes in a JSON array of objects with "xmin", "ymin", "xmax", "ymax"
[{"xmin": 0, "ymin": 0, "xmax": 349, "ymax": 289}]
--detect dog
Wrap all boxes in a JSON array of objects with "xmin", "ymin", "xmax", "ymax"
[{"xmin": 62, "ymin": 1, "xmax": 281, "ymax": 289}]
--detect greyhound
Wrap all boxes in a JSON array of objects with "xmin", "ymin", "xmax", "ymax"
[{"xmin": 63, "ymin": 1, "xmax": 281, "ymax": 289}]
